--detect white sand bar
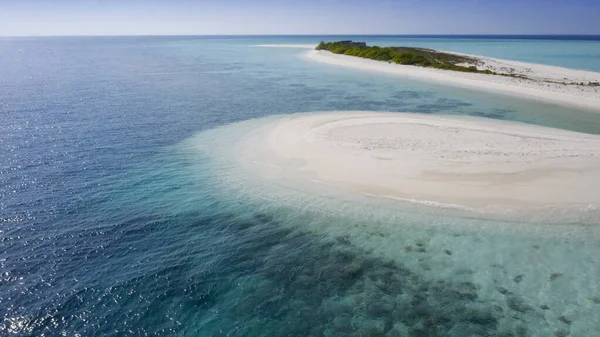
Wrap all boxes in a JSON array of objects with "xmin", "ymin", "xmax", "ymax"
[
  {"xmin": 306, "ymin": 50, "xmax": 600, "ymax": 110},
  {"xmin": 239, "ymin": 112, "xmax": 600, "ymax": 211},
  {"xmin": 254, "ymin": 44, "xmax": 317, "ymax": 49}
]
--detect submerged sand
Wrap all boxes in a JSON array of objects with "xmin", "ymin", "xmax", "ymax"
[
  {"xmin": 180, "ymin": 111, "xmax": 600, "ymax": 336},
  {"xmin": 237, "ymin": 112, "xmax": 600, "ymax": 211}
]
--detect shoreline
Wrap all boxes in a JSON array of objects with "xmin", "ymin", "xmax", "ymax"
[
  {"xmin": 305, "ymin": 49, "xmax": 600, "ymax": 110},
  {"xmin": 234, "ymin": 111, "xmax": 600, "ymax": 216}
]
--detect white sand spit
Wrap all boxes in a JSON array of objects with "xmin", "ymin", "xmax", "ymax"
[
  {"xmin": 237, "ymin": 112, "xmax": 600, "ymax": 211},
  {"xmin": 254, "ymin": 44, "xmax": 317, "ymax": 49},
  {"xmin": 306, "ymin": 50, "xmax": 600, "ymax": 110}
]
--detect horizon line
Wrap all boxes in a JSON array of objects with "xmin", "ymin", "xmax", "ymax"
[{"xmin": 2, "ymin": 33, "xmax": 600, "ymax": 38}]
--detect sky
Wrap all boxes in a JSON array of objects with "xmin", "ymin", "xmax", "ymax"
[{"xmin": 0, "ymin": 0, "xmax": 599, "ymax": 36}]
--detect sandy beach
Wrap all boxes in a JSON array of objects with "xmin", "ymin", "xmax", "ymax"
[
  {"xmin": 237, "ymin": 111, "xmax": 600, "ymax": 212},
  {"xmin": 305, "ymin": 49, "xmax": 600, "ymax": 110}
]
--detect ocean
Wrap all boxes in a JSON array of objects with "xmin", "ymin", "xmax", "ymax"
[{"xmin": 1, "ymin": 35, "xmax": 600, "ymax": 336}]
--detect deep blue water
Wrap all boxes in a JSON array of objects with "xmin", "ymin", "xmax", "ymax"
[{"xmin": 1, "ymin": 36, "xmax": 600, "ymax": 337}]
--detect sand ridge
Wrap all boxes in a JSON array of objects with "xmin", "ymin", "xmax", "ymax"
[{"xmin": 236, "ymin": 112, "xmax": 600, "ymax": 211}]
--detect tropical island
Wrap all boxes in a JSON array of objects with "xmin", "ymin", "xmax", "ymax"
[
  {"xmin": 316, "ymin": 41, "xmax": 600, "ymax": 86},
  {"xmin": 316, "ymin": 40, "xmax": 498, "ymax": 75},
  {"xmin": 305, "ymin": 41, "xmax": 600, "ymax": 110}
]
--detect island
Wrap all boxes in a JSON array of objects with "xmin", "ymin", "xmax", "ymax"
[
  {"xmin": 316, "ymin": 41, "xmax": 600, "ymax": 84},
  {"xmin": 317, "ymin": 40, "xmax": 499, "ymax": 75},
  {"xmin": 306, "ymin": 41, "xmax": 600, "ymax": 110}
]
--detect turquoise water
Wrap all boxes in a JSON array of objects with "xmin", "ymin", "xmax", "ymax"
[{"xmin": 1, "ymin": 36, "xmax": 600, "ymax": 337}]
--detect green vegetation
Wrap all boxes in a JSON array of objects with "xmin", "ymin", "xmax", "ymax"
[{"xmin": 316, "ymin": 41, "xmax": 497, "ymax": 75}]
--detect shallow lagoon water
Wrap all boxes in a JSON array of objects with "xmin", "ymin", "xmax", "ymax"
[
  {"xmin": 180, "ymin": 111, "xmax": 600, "ymax": 336},
  {"xmin": 1, "ymin": 36, "xmax": 600, "ymax": 336}
]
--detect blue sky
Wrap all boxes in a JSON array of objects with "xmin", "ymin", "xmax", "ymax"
[{"xmin": 1, "ymin": 0, "xmax": 599, "ymax": 36}]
